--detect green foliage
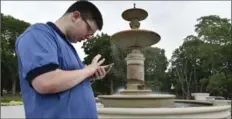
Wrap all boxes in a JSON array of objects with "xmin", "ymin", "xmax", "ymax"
[
  {"xmin": 170, "ymin": 15, "xmax": 232, "ymax": 99},
  {"xmin": 1, "ymin": 13, "xmax": 30, "ymax": 52},
  {"xmin": 1, "ymin": 13, "xmax": 30, "ymax": 95},
  {"xmin": 206, "ymin": 73, "xmax": 228, "ymax": 96},
  {"xmin": 143, "ymin": 47, "xmax": 168, "ymax": 92},
  {"xmin": 1, "ymin": 101, "xmax": 23, "ymax": 106},
  {"xmin": 195, "ymin": 15, "xmax": 231, "ymax": 44},
  {"xmin": 1, "ymin": 95, "xmax": 22, "ymax": 102}
]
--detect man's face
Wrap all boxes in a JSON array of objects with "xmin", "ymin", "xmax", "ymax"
[{"xmin": 68, "ymin": 11, "xmax": 98, "ymax": 43}]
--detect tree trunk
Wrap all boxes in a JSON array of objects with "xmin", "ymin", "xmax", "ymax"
[
  {"xmin": 194, "ymin": 66, "xmax": 198, "ymax": 92},
  {"xmin": 110, "ymin": 79, "xmax": 114, "ymax": 94},
  {"xmin": 175, "ymin": 65, "xmax": 185, "ymax": 98},
  {"xmin": 200, "ymin": 83, "xmax": 203, "ymax": 92},
  {"xmin": 186, "ymin": 85, "xmax": 191, "ymax": 99},
  {"xmin": 11, "ymin": 79, "xmax": 16, "ymax": 96}
]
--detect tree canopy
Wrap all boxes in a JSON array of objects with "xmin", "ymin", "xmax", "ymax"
[{"xmin": 1, "ymin": 13, "xmax": 30, "ymax": 95}]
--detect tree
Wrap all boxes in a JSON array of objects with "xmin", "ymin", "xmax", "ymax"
[
  {"xmin": 170, "ymin": 15, "xmax": 231, "ymax": 99},
  {"xmin": 1, "ymin": 13, "xmax": 30, "ymax": 95},
  {"xmin": 142, "ymin": 47, "xmax": 168, "ymax": 92},
  {"xmin": 170, "ymin": 36, "xmax": 204, "ymax": 99},
  {"xmin": 206, "ymin": 73, "xmax": 230, "ymax": 97},
  {"xmin": 195, "ymin": 15, "xmax": 231, "ymax": 45},
  {"xmin": 195, "ymin": 15, "xmax": 231, "ymax": 98}
]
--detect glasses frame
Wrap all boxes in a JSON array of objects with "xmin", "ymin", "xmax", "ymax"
[{"xmin": 81, "ymin": 16, "xmax": 95, "ymax": 35}]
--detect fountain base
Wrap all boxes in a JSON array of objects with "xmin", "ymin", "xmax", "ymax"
[{"xmin": 98, "ymin": 94, "xmax": 175, "ymax": 108}]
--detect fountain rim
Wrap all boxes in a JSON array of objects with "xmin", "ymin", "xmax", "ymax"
[
  {"xmin": 122, "ymin": 8, "xmax": 148, "ymax": 21},
  {"xmin": 122, "ymin": 8, "xmax": 148, "ymax": 13},
  {"xmin": 175, "ymin": 99, "xmax": 213, "ymax": 105},
  {"xmin": 98, "ymin": 94, "xmax": 175, "ymax": 99},
  {"xmin": 97, "ymin": 105, "xmax": 231, "ymax": 115}
]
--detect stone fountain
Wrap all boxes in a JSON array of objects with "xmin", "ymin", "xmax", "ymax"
[
  {"xmin": 97, "ymin": 4, "xmax": 231, "ymax": 119},
  {"xmin": 98, "ymin": 3, "xmax": 175, "ymax": 108}
]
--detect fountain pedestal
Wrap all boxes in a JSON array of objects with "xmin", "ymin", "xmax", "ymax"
[
  {"xmin": 126, "ymin": 49, "xmax": 145, "ymax": 85},
  {"xmin": 120, "ymin": 49, "xmax": 152, "ymax": 95}
]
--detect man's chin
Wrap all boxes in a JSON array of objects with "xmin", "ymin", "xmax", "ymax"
[
  {"xmin": 71, "ymin": 39, "xmax": 83, "ymax": 43},
  {"xmin": 80, "ymin": 39, "xmax": 84, "ymax": 42},
  {"xmin": 78, "ymin": 39, "xmax": 87, "ymax": 43}
]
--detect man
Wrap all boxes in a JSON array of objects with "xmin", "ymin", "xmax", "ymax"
[{"xmin": 15, "ymin": 1, "xmax": 110, "ymax": 118}]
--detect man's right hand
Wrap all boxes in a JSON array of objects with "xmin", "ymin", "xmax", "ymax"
[{"xmin": 85, "ymin": 54, "xmax": 105, "ymax": 77}]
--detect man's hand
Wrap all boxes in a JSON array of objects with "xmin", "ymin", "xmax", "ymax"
[
  {"xmin": 84, "ymin": 54, "xmax": 105, "ymax": 77},
  {"xmin": 89, "ymin": 63, "xmax": 114, "ymax": 83},
  {"xmin": 94, "ymin": 66, "xmax": 106, "ymax": 80}
]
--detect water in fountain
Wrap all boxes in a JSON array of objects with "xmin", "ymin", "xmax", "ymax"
[{"xmin": 113, "ymin": 87, "xmax": 126, "ymax": 95}]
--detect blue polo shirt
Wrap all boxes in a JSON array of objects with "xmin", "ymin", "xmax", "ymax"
[{"xmin": 15, "ymin": 22, "xmax": 97, "ymax": 118}]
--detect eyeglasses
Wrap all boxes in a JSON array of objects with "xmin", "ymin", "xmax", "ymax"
[{"xmin": 81, "ymin": 17, "xmax": 94, "ymax": 35}]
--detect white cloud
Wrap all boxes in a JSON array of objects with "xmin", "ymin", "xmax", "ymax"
[{"xmin": 1, "ymin": 1, "xmax": 231, "ymax": 61}]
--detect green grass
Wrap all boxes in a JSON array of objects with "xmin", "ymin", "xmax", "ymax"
[
  {"xmin": 1, "ymin": 95, "xmax": 22, "ymax": 102},
  {"xmin": 1, "ymin": 95, "xmax": 23, "ymax": 106}
]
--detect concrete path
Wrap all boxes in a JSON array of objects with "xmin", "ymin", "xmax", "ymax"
[{"xmin": 1, "ymin": 106, "xmax": 25, "ymax": 118}]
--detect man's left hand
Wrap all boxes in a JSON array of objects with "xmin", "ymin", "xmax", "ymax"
[
  {"xmin": 89, "ymin": 63, "xmax": 114, "ymax": 83},
  {"xmin": 94, "ymin": 66, "xmax": 106, "ymax": 80}
]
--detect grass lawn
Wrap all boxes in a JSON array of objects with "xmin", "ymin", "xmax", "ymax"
[
  {"xmin": 1, "ymin": 95, "xmax": 22, "ymax": 102},
  {"xmin": 1, "ymin": 95, "xmax": 23, "ymax": 106}
]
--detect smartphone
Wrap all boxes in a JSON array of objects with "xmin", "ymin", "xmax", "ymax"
[{"xmin": 104, "ymin": 63, "xmax": 114, "ymax": 73}]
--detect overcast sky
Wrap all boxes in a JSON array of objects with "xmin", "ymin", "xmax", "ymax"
[{"xmin": 1, "ymin": 1, "xmax": 231, "ymax": 61}]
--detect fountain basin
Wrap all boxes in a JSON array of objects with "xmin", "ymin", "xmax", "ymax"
[
  {"xmin": 191, "ymin": 93, "xmax": 210, "ymax": 101},
  {"xmin": 111, "ymin": 29, "xmax": 160, "ymax": 49},
  {"xmin": 97, "ymin": 105, "xmax": 231, "ymax": 119},
  {"xmin": 175, "ymin": 99, "xmax": 213, "ymax": 106},
  {"xmin": 98, "ymin": 94, "xmax": 175, "ymax": 108}
]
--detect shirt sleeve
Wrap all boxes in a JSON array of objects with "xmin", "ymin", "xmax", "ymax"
[{"xmin": 16, "ymin": 28, "xmax": 59, "ymax": 85}]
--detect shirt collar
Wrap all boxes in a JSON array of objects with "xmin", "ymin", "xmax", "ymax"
[{"xmin": 46, "ymin": 21, "xmax": 67, "ymax": 40}]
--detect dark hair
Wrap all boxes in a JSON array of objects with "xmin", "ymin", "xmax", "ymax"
[{"xmin": 65, "ymin": 0, "xmax": 103, "ymax": 30}]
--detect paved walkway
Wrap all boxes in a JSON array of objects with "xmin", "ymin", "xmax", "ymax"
[
  {"xmin": 2, "ymin": 105, "xmax": 231, "ymax": 118},
  {"xmin": 1, "ymin": 106, "xmax": 25, "ymax": 118}
]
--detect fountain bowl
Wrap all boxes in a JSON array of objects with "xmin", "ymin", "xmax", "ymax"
[
  {"xmin": 111, "ymin": 29, "xmax": 161, "ymax": 49},
  {"xmin": 122, "ymin": 8, "xmax": 148, "ymax": 21},
  {"xmin": 98, "ymin": 94, "xmax": 175, "ymax": 108}
]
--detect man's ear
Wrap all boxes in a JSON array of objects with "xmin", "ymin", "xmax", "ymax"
[{"xmin": 72, "ymin": 11, "xmax": 81, "ymax": 22}]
